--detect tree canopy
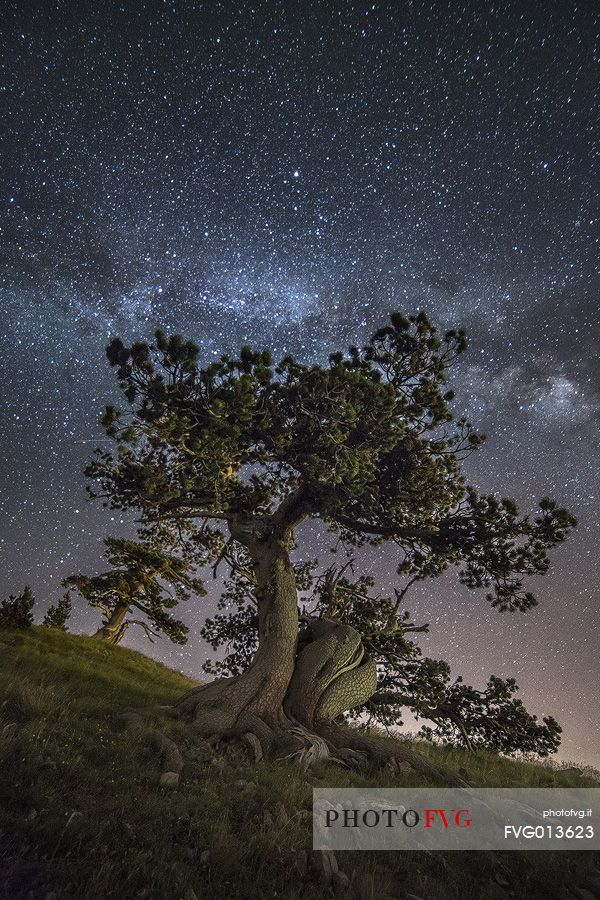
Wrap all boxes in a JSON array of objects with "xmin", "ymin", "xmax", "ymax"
[{"xmin": 88, "ymin": 312, "xmax": 574, "ymax": 614}]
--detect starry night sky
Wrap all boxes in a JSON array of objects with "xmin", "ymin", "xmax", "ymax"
[{"xmin": 1, "ymin": 2, "xmax": 598, "ymax": 765}]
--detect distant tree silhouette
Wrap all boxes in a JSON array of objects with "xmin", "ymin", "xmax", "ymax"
[
  {"xmin": 0, "ymin": 586, "xmax": 34, "ymax": 630},
  {"xmin": 42, "ymin": 593, "xmax": 72, "ymax": 631}
]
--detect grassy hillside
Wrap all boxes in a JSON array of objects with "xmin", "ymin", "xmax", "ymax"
[{"xmin": 0, "ymin": 627, "xmax": 598, "ymax": 899}]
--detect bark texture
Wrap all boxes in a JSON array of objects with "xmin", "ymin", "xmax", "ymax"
[
  {"xmin": 178, "ymin": 537, "xmax": 299, "ymax": 747},
  {"xmin": 94, "ymin": 601, "xmax": 130, "ymax": 644},
  {"xmin": 284, "ymin": 618, "xmax": 377, "ymax": 725}
]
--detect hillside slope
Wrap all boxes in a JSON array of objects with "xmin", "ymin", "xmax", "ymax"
[{"xmin": 0, "ymin": 627, "xmax": 598, "ymax": 899}]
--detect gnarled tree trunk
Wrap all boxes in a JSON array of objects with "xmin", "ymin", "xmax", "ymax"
[
  {"xmin": 178, "ymin": 535, "xmax": 300, "ymax": 748},
  {"xmin": 178, "ymin": 530, "xmax": 376, "ymax": 736},
  {"xmin": 284, "ymin": 617, "xmax": 377, "ymax": 725},
  {"xmin": 94, "ymin": 600, "xmax": 130, "ymax": 644},
  {"xmin": 176, "ymin": 523, "xmax": 467, "ymax": 785}
]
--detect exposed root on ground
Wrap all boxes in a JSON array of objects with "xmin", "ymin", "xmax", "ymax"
[
  {"xmin": 280, "ymin": 725, "xmax": 341, "ymax": 771},
  {"xmin": 125, "ymin": 681, "xmax": 470, "ymax": 787},
  {"xmin": 320, "ymin": 723, "xmax": 471, "ymax": 786},
  {"xmin": 241, "ymin": 731, "xmax": 264, "ymax": 762},
  {"xmin": 180, "ymin": 707, "xmax": 470, "ymax": 786},
  {"xmin": 117, "ymin": 707, "xmax": 184, "ymax": 783}
]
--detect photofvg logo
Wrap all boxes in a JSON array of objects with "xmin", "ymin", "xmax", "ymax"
[
  {"xmin": 313, "ymin": 788, "xmax": 600, "ymax": 852},
  {"xmin": 324, "ymin": 806, "xmax": 472, "ymax": 830}
]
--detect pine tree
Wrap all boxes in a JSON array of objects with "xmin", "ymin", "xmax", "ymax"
[
  {"xmin": 85, "ymin": 312, "xmax": 576, "ymax": 772},
  {"xmin": 42, "ymin": 593, "xmax": 72, "ymax": 630},
  {"xmin": 0, "ymin": 586, "xmax": 34, "ymax": 630},
  {"xmin": 64, "ymin": 537, "xmax": 205, "ymax": 645}
]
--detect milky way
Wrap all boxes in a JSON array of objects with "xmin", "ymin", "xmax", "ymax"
[{"xmin": 1, "ymin": 2, "xmax": 598, "ymax": 765}]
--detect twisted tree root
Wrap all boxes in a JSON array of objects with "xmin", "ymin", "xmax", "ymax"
[
  {"xmin": 232, "ymin": 719, "xmax": 469, "ymax": 788},
  {"xmin": 280, "ymin": 725, "xmax": 339, "ymax": 771},
  {"xmin": 242, "ymin": 731, "xmax": 264, "ymax": 763}
]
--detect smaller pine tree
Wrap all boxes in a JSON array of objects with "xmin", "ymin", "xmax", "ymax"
[
  {"xmin": 42, "ymin": 592, "xmax": 72, "ymax": 630},
  {"xmin": 0, "ymin": 586, "xmax": 34, "ymax": 630}
]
